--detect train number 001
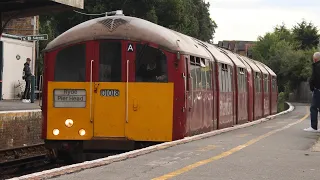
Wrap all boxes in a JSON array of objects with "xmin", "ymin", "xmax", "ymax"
[{"xmin": 100, "ymin": 89, "xmax": 120, "ymax": 97}]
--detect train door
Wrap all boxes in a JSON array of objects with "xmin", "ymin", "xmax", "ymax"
[
  {"xmin": 185, "ymin": 56, "xmax": 192, "ymax": 136},
  {"xmin": 93, "ymin": 40, "xmax": 125, "ymax": 137},
  {"xmin": 124, "ymin": 43, "xmax": 174, "ymax": 142}
]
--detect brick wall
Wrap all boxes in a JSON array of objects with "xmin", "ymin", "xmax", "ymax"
[
  {"xmin": 2, "ymin": 16, "xmax": 39, "ymax": 36},
  {"xmin": 0, "ymin": 110, "xmax": 43, "ymax": 150}
]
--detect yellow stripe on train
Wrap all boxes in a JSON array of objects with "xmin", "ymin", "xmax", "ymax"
[{"xmin": 46, "ymin": 82, "xmax": 174, "ymax": 142}]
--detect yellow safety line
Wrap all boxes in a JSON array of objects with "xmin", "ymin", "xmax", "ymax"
[{"xmin": 152, "ymin": 107, "xmax": 309, "ymax": 180}]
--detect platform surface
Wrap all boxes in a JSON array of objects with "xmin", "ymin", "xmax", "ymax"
[
  {"xmin": 51, "ymin": 103, "xmax": 320, "ymax": 180},
  {"xmin": 0, "ymin": 100, "xmax": 41, "ymax": 111}
]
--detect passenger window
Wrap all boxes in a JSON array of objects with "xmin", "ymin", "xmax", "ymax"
[
  {"xmin": 136, "ymin": 44, "xmax": 168, "ymax": 83},
  {"xmin": 220, "ymin": 63, "xmax": 230, "ymax": 92},
  {"xmin": 220, "ymin": 64, "xmax": 224, "ymax": 92},
  {"xmin": 99, "ymin": 41, "xmax": 122, "ymax": 82},
  {"xmin": 190, "ymin": 65, "xmax": 197, "ymax": 90},
  {"xmin": 54, "ymin": 44, "xmax": 86, "ymax": 82},
  {"xmin": 196, "ymin": 66, "xmax": 202, "ymax": 90},
  {"xmin": 201, "ymin": 59, "xmax": 207, "ymax": 90},
  {"xmin": 205, "ymin": 60, "xmax": 212, "ymax": 90},
  {"xmin": 191, "ymin": 56, "xmax": 207, "ymax": 90}
]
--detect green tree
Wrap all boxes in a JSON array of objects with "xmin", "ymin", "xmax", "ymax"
[
  {"xmin": 36, "ymin": 0, "xmax": 217, "ymax": 78},
  {"xmin": 251, "ymin": 20, "xmax": 319, "ymax": 93},
  {"xmin": 39, "ymin": 0, "xmax": 217, "ymax": 42},
  {"xmin": 292, "ymin": 20, "xmax": 320, "ymax": 50}
]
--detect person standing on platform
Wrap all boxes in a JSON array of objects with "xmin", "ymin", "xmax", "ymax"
[
  {"xmin": 304, "ymin": 52, "xmax": 320, "ymax": 132},
  {"xmin": 22, "ymin": 58, "xmax": 32, "ymax": 103}
]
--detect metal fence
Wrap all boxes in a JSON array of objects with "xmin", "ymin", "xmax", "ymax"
[{"xmin": 288, "ymin": 81, "xmax": 312, "ymax": 103}]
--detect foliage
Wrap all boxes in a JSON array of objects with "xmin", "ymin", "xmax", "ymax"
[
  {"xmin": 36, "ymin": 0, "xmax": 217, "ymax": 76},
  {"xmin": 277, "ymin": 92, "xmax": 286, "ymax": 112},
  {"xmin": 251, "ymin": 20, "xmax": 320, "ymax": 95}
]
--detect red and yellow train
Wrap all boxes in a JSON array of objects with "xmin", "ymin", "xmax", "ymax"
[{"xmin": 41, "ymin": 11, "xmax": 278, "ymax": 162}]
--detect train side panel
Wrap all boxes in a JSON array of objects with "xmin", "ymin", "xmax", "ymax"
[
  {"xmin": 254, "ymin": 61, "xmax": 270, "ymax": 117},
  {"xmin": 186, "ymin": 56, "xmax": 215, "ymax": 136},
  {"xmin": 219, "ymin": 49, "xmax": 248, "ymax": 125},
  {"xmin": 218, "ymin": 63, "xmax": 234, "ymax": 129},
  {"xmin": 237, "ymin": 55, "xmax": 253, "ymax": 122}
]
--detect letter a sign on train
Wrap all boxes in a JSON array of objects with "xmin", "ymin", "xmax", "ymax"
[{"xmin": 127, "ymin": 44, "xmax": 134, "ymax": 52}]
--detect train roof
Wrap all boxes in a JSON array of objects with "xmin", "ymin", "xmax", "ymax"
[
  {"xmin": 200, "ymin": 43, "xmax": 234, "ymax": 66},
  {"xmin": 217, "ymin": 48, "xmax": 246, "ymax": 68},
  {"xmin": 44, "ymin": 14, "xmax": 211, "ymax": 59},
  {"xmin": 240, "ymin": 56, "xmax": 261, "ymax": 73},
  {"xmin": 235, "ymin": 55, "xmax": 252, "ymax": 73},
  {"xmin": 257, "ymin": 62, "xmax": 277, "ymax": 77},
  {"xmin": 252, "ymin": 60, "xmax": 269, "ymax": 75}
]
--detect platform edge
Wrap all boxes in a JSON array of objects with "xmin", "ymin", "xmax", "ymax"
[{"xmin": 12, "ymin": 102, "xmax": 295, "ymax": 180}]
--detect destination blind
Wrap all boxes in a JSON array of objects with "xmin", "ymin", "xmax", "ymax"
[{"xmin": 54, "ymin": 89, "xmax": 86, "ymax": 108}]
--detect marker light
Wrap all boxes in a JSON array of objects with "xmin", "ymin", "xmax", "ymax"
[
  {"xmin": 79, "ymin": 129, "xmax": 86, "ymax": 136},
  {"xmin": 53, "ymin": 129, "xmax": 60, "ymax": 136},
  {"xmin": 65, "ymin": 119, "xmax": 74, "ymax": 128}
]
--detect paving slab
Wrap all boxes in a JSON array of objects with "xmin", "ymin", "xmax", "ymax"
[{"xmin": 37, "ymin": 103, "xmax": 318, "ymax": 180}]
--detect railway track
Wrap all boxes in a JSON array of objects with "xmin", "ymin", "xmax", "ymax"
[
  {"xmin": 0, "ymin": 144, "xmax": 150, "ymax": 179},
  {"xmin": 0, "ymin": 143, "xmax": 52, "ymax": 179},
  {"xmin": 0, "ymin": 144, "xmax": 132, "ymax": 179}
]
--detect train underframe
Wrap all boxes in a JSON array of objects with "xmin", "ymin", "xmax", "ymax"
[{"xmin": 44, "ymin": 140, "xmax": 162, "ymax": 163}]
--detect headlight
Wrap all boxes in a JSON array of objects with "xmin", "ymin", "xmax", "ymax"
[
  {"xmin": 53, "ymin": 129, "xmax": 60, "ymax": 136},
  {"xmin": 65, "ymin": 119, "xmax": 74, "ymax": 128},
  {"xmin": 79, "ymin": 129, "xmax": 86, "ymax": 136}
]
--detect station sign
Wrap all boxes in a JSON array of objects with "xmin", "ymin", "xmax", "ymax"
[{"xmin": 21, "ymin": 34, "xmax": 48, "ymax": 41}]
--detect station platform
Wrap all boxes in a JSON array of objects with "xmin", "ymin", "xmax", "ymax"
[
  {"xmin": 0, "ymin": 100, "xmax": 42, "ymax": 150},
  {"xmin": 17, "ymin": 103, "xmax": 320, "ymax": 180},
  {"xmin": 0, "ymin": 100, "xmax": 41, "ymax": 111}
]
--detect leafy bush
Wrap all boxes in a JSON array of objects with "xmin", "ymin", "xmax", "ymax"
[{"xmin": 277, "ymin": 92, "xmax": 286, "ymax": 112}]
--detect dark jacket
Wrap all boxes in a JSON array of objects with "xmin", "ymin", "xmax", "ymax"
[
  {"xmin": 309, "ymin": 61, "xmax": 320, "ymax": 91},
  {"xmin": 23, "ymin": 62, "xmax": 32, "ymax": 81}
]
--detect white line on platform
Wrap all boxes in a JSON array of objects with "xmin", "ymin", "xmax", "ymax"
[
  {"xmin": 0, "ymin": 109, "xmax": 41, "ymax": 114},
  {"xmin": 10, "ymin": 102, "xmax": 295, "ymax": 180}
]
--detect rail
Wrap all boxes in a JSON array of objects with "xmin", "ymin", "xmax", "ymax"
[{"xmin": 0, "ymin": 143, "xmax": 48, "ymax": 170}]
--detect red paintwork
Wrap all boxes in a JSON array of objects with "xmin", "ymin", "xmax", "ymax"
[
  {"xmin": 238, "ymin": 91, "xmax": 248, "ymax": 124},
  {"xmin": 254, "ymin": 90, "xmax": 263, "ymax": 120},
  {"xmin": 232, "ymin": 68, "xmax": 237, "ymax": 125},
  {"xmin": 169, "ymin": 52, "xmax": 185, "ymax": 140},
  {"xmin": 246, "ymin": 71, "xmax": 254, "ymax": 122},
  {"xmin": 218, "ymin": 92, "xmax": 234, "ymax": 129},
  {"xmin": 212, "ymin": 62, "xmax": 218, "ymax": 130},
  {"xmin": 263, "ymin": 77, "xmax": 271, "ymax": 116}
]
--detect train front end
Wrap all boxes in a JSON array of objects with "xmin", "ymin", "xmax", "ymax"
[{"xmin": 41, "ymin": 14, "xmax": 183, "ymax": 162}]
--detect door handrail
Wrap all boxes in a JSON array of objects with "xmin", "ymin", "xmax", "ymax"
[
  {"xmin": 126, "ymin": 60, "xmax": 129, "ymax": 123},
  {"xmin": 90, "ymin": 60, "xmax": 94, "ymax": 123}
]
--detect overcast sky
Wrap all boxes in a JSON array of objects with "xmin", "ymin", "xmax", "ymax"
[{"xmin": 208, "ymin": 0, "xmax": 320, "ymax": 43}]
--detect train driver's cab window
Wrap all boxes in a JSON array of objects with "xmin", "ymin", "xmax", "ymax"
[
  {"xmin": 54, "ymin": 44, "xmax": 86, "ymax": 82},
  {"xmin": 99, "ymin": 41, "xmax": 122, "ymax": 82},
  {"xmin": 136, "ymin": 44, "xmax": 168, "ymax": 83}
]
